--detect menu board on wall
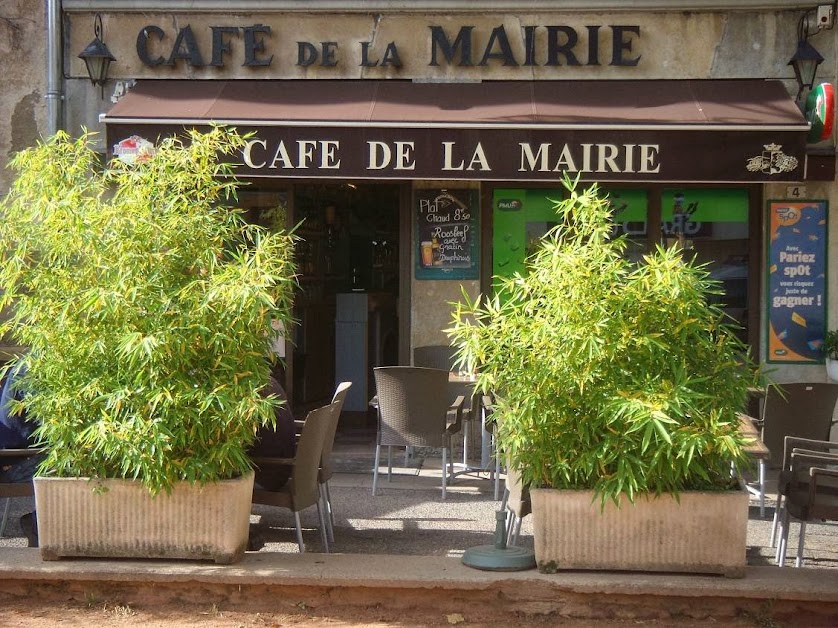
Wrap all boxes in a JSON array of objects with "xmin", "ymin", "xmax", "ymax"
[
  {"xmin": 415, "ymin": 189, "xmax": 479, "ymax": 280},
  {"xmin": 766, "ymin": 200, "xmax": 828, "ymax": 363}
]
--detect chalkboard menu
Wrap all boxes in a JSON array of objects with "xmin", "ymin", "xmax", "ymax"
[{"xmin": 415, "ymin": 189, "xmax": 479, "ymax": 280}]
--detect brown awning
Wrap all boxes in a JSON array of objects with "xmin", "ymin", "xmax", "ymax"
[{"xmin": 103, "ymin": 79, "xmax": 810, "ymax": 182}]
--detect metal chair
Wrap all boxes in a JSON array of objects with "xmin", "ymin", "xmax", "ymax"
[
  {"xmin": 252, "ymin": 401, "xmax": 338, "ymax": 553},
  {"xmin": 770, "ymin": 435, "xmax": 833, "ymax": 552},
  {"xmin": 372, "ymin": 367, "xmax": 464, "ymax": 499},
  {"xmin": 760, "ymin": 383, "xmax": 838, "ymax": 468},
  {"xmin": 773, "ymin": 436, "xmax": 838, "ymax": 567}
]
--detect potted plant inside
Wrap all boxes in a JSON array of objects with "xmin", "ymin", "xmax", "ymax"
[
  {"xmin": 0, "ymin": 127, "xmax": 297, "ymax": 564},
  {"xmin": 448, "ymin": 175, "xmax": 760, "ymax": 577},
  {"xmin": 824, "ymin": 330, "xmax": 838, "ymax": 382}
]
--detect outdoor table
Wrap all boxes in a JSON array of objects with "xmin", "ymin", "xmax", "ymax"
[
  {"xmin": 448, "ymin": 372, "xmax": 486, "ymax": 471},
  {"xmin": 738, "ymin": 412, "xmax": 771, "ymax": 518}
]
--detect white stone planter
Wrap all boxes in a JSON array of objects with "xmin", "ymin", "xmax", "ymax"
[
  {"xmin": 34, "ymin": 472, "xmax": 254, "ymax": 564},
  {"xmin": 826, "ymin": 358, "xmax": 838, "ymax": 382},
  {"xmin": 531, "ymin": 487, "xmax": 748, "ymax": 578}
]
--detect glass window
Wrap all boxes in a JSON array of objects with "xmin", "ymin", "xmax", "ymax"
[
  {"xmin": 662, "ymin": 188, "xmax": 750, "ymax": 342},
  {"xmin": 492, "ymin": 185, "xmax": 752, "ymax": 344}
]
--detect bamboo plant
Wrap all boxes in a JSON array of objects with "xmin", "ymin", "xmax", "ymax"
[
  {"xmin": 448, "ymin": 174, "xmax": 761, "ymax": 506},
  {"xmin": 0, "ymin": 126, "xmax": 298, "ymax": 494}
]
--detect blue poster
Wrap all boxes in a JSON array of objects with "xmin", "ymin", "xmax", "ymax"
[{"xmin": 767, "ymin": 200, "xmax": 828, "ymax": 363}]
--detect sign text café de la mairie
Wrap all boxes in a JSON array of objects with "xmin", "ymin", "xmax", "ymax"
[
  {"xmin": 241, "ymin": 137, "xmax": 663, "ymax": 176},
  {"xmin": 134, "ymin": 22, "xmax": 643, "ymax": 69}
]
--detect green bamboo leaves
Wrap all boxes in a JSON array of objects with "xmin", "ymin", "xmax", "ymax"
[
  {"xmin": 448, "ymin": 174, "xmax": 760, "ymax": 506},
  {"xmin": 0, "ymin": 127, "xmax": 298, "ymax": 493}
]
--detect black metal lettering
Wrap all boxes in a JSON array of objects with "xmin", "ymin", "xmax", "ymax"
[
  {"xmin": 586, "ymin": 25, "xmax": 601, "ymax": 66},
  {"xmin": 243, "ymin": 24, "xmax": 273, "ymax": 66},
  {"xmin": 545, "ymin": 26, "xmax": 581, "ymax": 66},
  {"xmin": 210, "ymin": 26, "xmax": 239, "ymax": 67},
  {"xmin": 321, "ymin": 41, "xmax": 338, "ymax": 67},
  {"xmin": 523, "ymin": 25, "xmax": 537, "ymax": 66},
  {"xmin": 360, "ymin": 42, "xmax": 378, "ymax": 67},
  {"xmin": 298, "ymin": 41, "xmax": 318, "ymax": 66},
  {"xmin": 381, "ymin": 42, "xmax": 402, "ymax": 68},
  {"xmin": 429, "ymin": 25, "xmax": 473, "ymax": 67},
  {"xmin": 136, "ymin": 25, "xmax": 166, "ymax": 66},
  {"xmin": 478, "ymin": 25, "xmax": 518, "ymax": 66},
  {"xmin": 610, "ymin": 25, "xmax": 641, "ymax": 66},
  {"xmin": 166, "ymin": 25, "xmax": 204, "ymax": 67}
]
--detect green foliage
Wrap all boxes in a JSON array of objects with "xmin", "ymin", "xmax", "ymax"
[
  {"xmin": 824, "ymin": 330, "xmax": 838, "ymax": 360},
  {"xmin": 0, "ymin": 127, "xmax": 298, "ymax": 494},
  {"xmin": 447, "ymin": 174, "xmax": 760, "ymax": 506}
]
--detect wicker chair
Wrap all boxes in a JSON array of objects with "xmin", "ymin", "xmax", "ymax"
[
  {"xmin": 773, "ymin": 436, "xmax": 838, "ymax": 567},
  {"xmin": 371, "ymin": 367, "xmax": 464, "ymax": 499},
  {"xmin": 414, "ymin": 345, "xmax": 483, "ymax": 472},
  {"xmin": 760, "ymin": 383, "xmax": 838, "ymax": 468},
  {"xmin": 412, "ymin": 344, "xmax": 457, "ymax": 371},
  {"xmin": 252, "ymin": 401, "xmax": 339, "ymax": 553},
  {"xmin": 319, "ymin": 381, "xmax": 352, "ymax": 543}
]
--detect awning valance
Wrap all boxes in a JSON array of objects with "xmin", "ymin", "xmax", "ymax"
[{"xmin": 103, "ymin": 79, "xmax": 810, "ymax": 182}]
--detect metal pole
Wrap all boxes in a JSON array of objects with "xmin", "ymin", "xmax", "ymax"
[{"xmin": 45, "ymin": 0, "xmax": 63, "ymax": 136}]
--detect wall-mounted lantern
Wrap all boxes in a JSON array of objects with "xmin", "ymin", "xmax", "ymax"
[
  {"xmin": 78, "ymin": 14, "xmax": 115, "ymax": 98},
  {"xmin": 789, "ymin": 39, "xmax": 824, "ymax": 103}
]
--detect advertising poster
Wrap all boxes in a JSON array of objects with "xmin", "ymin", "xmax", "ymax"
[
  {"xmin": 767, "ymin": 200, "xmax": 828, "ymax": 363},
  {"xmin": 415, "ymin": 189, "xmax": 479, "ymax": 280}
]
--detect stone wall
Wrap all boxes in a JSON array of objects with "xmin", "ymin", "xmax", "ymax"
[{"xmin": 0, "ymin": 0, "xmax": 47, "ymax": 194}]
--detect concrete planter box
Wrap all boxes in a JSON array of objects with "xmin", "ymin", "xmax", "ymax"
[
  {"xmin": 531, "ymin": 487, "xmax": 748, "ymax": 578},
  {"xmin": 34, "ymin": 472, "xmax": 254, "ymax": 564}
]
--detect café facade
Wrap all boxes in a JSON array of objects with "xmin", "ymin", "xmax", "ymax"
[{"xmin": 61, "ymin": 1, "xmax": 837, "ymax": 413}]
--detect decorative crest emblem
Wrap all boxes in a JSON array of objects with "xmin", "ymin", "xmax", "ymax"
[
  {"xmin": 113, "ymin": 135, "xmax": 155, "ymax": 165},
  {"xmin": 746, "ymin": 144, "xmax": 798, "ymax": 175}
]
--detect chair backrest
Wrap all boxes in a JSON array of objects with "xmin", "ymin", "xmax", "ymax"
[
  {"xmin": 319, "ymin": 382, "xmax": 353, "ymax": 482},
  {"xmin": 373, "ymin": 366, "xmax": 451, "ymax": 448},
  {"xmin": 0, "ymin": 448, "xmax": 42, "ymax": 499},
  {"xmin": 504, "ymin": 461, "xmax": 532, "ymax": 518},
  {"xmin": 331, "ymin": 381, "xmax": 352, "ymax": 409},
  {"xmin": 287, "ymin": 403, "xmax": 335, "ymax": 510},
  {"xmin": 413, "ymin": 345, "xmax": 456, "ymax": 372},
  {"xmin": 762, "ymin": 383, "xmax": 838, "ymax": 467},
  {"xmin": 785, "ymin": 445, "xmax": 838, "ymax": 522}
]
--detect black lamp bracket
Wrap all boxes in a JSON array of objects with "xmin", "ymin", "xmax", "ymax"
[{"xmin": 93, "ymin": 13, "xmax": 104, "ymax": 41}]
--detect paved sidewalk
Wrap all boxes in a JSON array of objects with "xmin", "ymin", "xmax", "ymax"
[
  {"xmin": 2, "ymin": 429, "xmax": 837, "ymax": 566},
  {"xmin": 1, "ymin": 429, "xmax": 837, "ymax": 623}
]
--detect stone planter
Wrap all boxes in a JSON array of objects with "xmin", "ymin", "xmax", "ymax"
[
  {"xmin": 826, "ymin": 358, "xmax": 838, "ymax": 382},
  {"xmin": 531, "ymin": 487, "xmax": 748, "ymax": 578},
  {"xmin": 34, "ymin": 472, "xmax": 254, "ymax": 564}
]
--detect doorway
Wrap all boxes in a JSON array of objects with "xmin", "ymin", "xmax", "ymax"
[{"xmin": 290, "ymin": 183, "xmax": 401, "ymax": 419}]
